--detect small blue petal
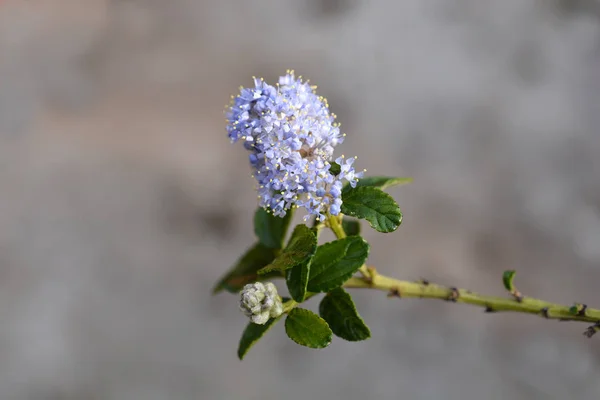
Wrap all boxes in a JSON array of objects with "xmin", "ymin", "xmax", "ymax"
[{"xmin": 226, "ymin": 72, "xmax": 362, "ymax": 219}]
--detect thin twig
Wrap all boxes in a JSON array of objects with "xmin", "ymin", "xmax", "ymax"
[{"xmin": 343, "ymin": 272, "xmax": 600, "ymax": 324}]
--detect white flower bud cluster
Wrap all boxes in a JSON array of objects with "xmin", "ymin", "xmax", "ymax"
[{"xmin": 239, "ymin": 282, "xmax": 284, "ymax": 325}]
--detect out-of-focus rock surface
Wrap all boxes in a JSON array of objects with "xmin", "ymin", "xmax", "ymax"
[{"xmin": 1, "ymin": 0, "xmax": 599, "ymax": 399}]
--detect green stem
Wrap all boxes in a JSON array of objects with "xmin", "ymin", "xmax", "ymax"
[
  {"xmin": 326, "ymin": 212, "xmax": 346, "ymax": 239},
  {"xmin": 282, "ymin": 299, "xmax": 298, "ymax": 313},
  {"xmin": 280, "ymin": 268, "xmax": 600, "ymax": 336},
  {"xmin": 343, "ymin": 269, "xmax": 600, "ymax": 324},
  {"xmin": 317, "ymin": 214, "xmax": 600, "ymax": 335}
]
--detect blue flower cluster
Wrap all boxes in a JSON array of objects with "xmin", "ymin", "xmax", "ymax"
[{"xmin": 227, "ymin": 71, "xmax": 363, "ymax": 220}]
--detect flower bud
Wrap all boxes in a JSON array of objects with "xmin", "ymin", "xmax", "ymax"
[{"xmin": 239, "ymin": 282, "xmax": 284, "ymax": 325}]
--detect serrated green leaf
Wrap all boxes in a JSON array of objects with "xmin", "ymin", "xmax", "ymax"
[
  {"xmin": 307, "ymin": 236, "xmax": 370, "ymax": 293},
  {"xmin": 502, "ymin": 270, "xmax": 516, "ymax": 291},
  {"xmin": 258, "ymin": 225, "xmax": 317, "ymax": 274},
  {"xmin": 285, "ymin": 308, "xmax": 332, "ymax": 349},
  {"xmin": 341, "ymin": 186, "xmax": 402, "ymax": 233},
  {"xmin": 213, "ymin": 243, "xmax": 278, "ymax": 294},
  {"xmin": 319, "ymin": 288, "xmax": 371, "ymax": 341},
  {"xmin": 286, "ymin": 258, "xmax": 311, "ymax": 302},
  {"xmin": 254, "ymin": 207, "xmax": 294, "ymax": 249},
  {"xmin": 238, "ymin": 316, "xmax": 282, "ymax": 360},
  {"xmin": 354, "ymin": 176, "xmax": 413, "ymax": 191},
  {"xmin": 341, "ymin": 218, "xmax": 361, "ymax": 236}
]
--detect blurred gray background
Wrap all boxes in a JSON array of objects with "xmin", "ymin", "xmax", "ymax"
[{"xmin": 1, "ymin": 0, "xmax": 600, "ymax": 399}]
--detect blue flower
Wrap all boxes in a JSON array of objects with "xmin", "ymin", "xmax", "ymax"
[
  {"xmin": 227, "ymin": 71, "xmax": 363, "ymax": 220},
  {"xmin": 336, "ymin": 156, "xmax": 363, "ymax": 187}
]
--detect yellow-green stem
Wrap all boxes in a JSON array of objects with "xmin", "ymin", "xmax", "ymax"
[
  {"xmin": 316, "ymin": 214, "xmax": 600, "ymax": 334},
  {"xmin": 326, "ymin": 212, "xmax": 346, "ymax": 239},
  {"xmin": 282, "ymin": 299, "xmax": 298, "ymax": 313},
  {"xmin": 343, "ymin": 271, "xmax": 600, "ymax": 324}
]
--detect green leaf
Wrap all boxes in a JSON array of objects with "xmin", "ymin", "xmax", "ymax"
[
  {"xmin": 286, "ymin": 258, "xmax": 311, "ymax": 302},
  {"xmin": 328, "ymin": 161, "xmax": 341, "ymax": 176},
  {"xmin": 213, "ymin": 243, "xmax": 278, "ymax": 294},
  {"xmin": 354, "ymin": 176, "xmax": 413, "ymax": 191},
  {"xmin": 254, "ymin": 207, "xmax": 294, "ymax": 249},
  {"xmin": 238, "ymin": 316, "xmax": 282, "ymax": 360},
  {"xmin": 341, "ymin": 186, "xmax": 402, "ymax": 233},
  {"xmin": 341, "ymin": 217, "xmax": 361, "ymax": 236},
  {"xmin": 285, "ymin": 308, "xmax": 332, "ymax": 349},
  {"xmin": 307, "ymin": 236, "xmax": 370, "ymax": 293},
  {"xmin": 258, "ymin": 224, "xmax": 317, "ymax": 274},
  {"xmin": 502, "ymin": 270, "xmax": 516, "ymax": 292},
  {"xmin": 319, "ymin": 288, "xmax": 371, "ymax": 341}
]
